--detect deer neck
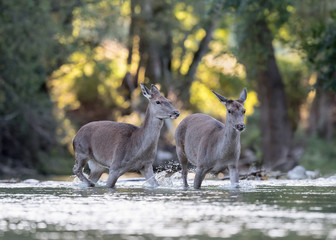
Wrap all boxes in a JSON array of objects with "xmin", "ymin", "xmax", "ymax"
[
  {"xmin": 137, "ymin": 106, "xmax": 163, "ymax": 147},
  {"xmin": 220, "ymin": 118, "xmax": 240, "ymax": 149}
]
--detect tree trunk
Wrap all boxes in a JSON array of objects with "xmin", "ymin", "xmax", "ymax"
[
  {"xmin": 181, "ymin": 0, "xmax": 223, "ymax": 102},
  {"xmin": 183, "ymin": 18, "xmax": 217, "ymax": 97},
  {"xmin": 240, "ymin": 18, "xmax": 295, "ymax": 171},
  {"xmin": 122, "ymin": 0, "xmax": 173, "ymax": 97},
  {"xmin": 308, "ymin": 80, "xmax": 335, "ymax": 139},
  {"xmin": 256, "ymin": 63, "xmax": 294, "ymax": 171}
]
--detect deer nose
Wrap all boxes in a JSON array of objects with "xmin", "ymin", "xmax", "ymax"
[
  {"xmin": 173, "ymin": 110, "xmax": 180, "ymax": 117},
  {"xmin": 236, "ymin": 124, "xmax": 245, "ymax": 132}
]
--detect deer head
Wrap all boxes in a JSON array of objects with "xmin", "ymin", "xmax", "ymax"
[
  {"xmin": 212, "ymin": 88, "xmax": 247, "ymax": 132},
  {"xmin": 140, "ymin": 83, "xmax": 180, "ymax": 120}
]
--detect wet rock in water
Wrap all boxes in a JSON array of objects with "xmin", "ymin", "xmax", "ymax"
[
  {"xmin": 287, "ymin": 166, "xmax": 307, "ymax": 180},
  {"xmin": 327, "ymin": 175, "xmax": 336, "ymax": 180},
  {"xmin": 287, "ymin": 166, "xmax": 320, "ymax": 180},
  {"xmin": 305, "ymin": 170, "xmax": 320, "ymax": 179},
  {"xmin": 22, "ymin": 179, "xmax": 40, "ymax": 184},
  {"xmin": 0, "ymin": 179, "xmax": 19, "ymax": 183}
]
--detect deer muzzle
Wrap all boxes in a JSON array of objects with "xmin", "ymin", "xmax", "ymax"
[
  {"xmin": 170, "ymin": 111, "xmax": 180, "ymax": 119},
  {"xmin": 235, "ymin": 124, "xmax": 245, "ymax": 132}
]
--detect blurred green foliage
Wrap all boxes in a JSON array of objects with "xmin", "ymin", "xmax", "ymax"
[
  {"xmin": 278, "ymin": 57, "xmax": 310, "ymax": 131},
  {"xmin": 296, "ymin": 132, "xmax": 336, "ymax": 175},
  {"xmin": 293, "ymin": 1, "xmax": 336, "ymax": 92},
  {"xmin": 233, "ymin": 0, "xmax": 294, "ymax": 78},
  {"xmin": 0, "ymin": 0, "xmax": 75, "ymax": 174}
]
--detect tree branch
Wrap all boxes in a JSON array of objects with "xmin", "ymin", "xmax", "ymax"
[
  {"xmin": 185, "ymin": 18, "xmax": 216, "ymax": 84},
  {"xmin": 180, "ymin": 0, "xmax": 224, "ymax": 101}
]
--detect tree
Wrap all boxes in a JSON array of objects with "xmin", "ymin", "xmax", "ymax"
[
  {"xmin": 0, "ymin": 0, "xmax": 79, "ymax": 174},
  {"xmin": 294, "ymin": 1, "xmax": 336, "ymax": 139},
  {"xmin": 122, "ymin": 0, "xmax": 226, "ymax": 102},
  {"xmin": 234, "ymin": 0, "xmax": 295, "ymax": 171}
]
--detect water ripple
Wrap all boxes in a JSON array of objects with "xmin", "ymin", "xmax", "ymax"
[{"xmin": 0, "ymin": 176, "xmax": 336, "ymax": 239}]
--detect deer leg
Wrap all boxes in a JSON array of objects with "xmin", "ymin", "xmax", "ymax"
[
  {"xmin": 228, "ymin": 164, "xmax": 239, "ymax": 187},
  {"xmin": 141, "ymin": 165, "xmax": 159, "ymax": 188},
  {"xmin": 181, "ymin": 164, "xmax": 189, "ymax": 189},
  {"xmin": 106, "ymin": 169, "xmax": 122, "ymax": 188},
  {"xmin": 73, "ymin": 152, "xmax": 95, "ymax": 187},
  {"xmin": 194, "ymin": 167, "xmax": 208, "ymax": 189},
  {"xmin": 88, "ymin": 160, "xmax": 106, "ymax": 183},
  {"xmin": 176, "ymin": 147, "xmax": 189, "ymax": 188}
]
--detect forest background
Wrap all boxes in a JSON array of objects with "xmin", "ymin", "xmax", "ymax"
[{"xmin": 0, "ymin": 0, "xmax": 335, "ymax": 177}]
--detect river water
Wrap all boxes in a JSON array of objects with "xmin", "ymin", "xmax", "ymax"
[{"xmin": 1, "ymin": 173, "xmax": 336, "ymax": 240}]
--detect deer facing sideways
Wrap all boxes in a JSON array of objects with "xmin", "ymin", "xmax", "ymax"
[
  {"xmin": 72, "ymin": 83, "xmax": 180, "ymax": 188},
  {"xmin": 175, "ymin": 88, "xmax": 247, "ymax": 189}
]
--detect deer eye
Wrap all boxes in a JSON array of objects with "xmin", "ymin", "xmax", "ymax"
[
  {"xmin": 228, "ymin": 110, "xmax": 232, "ymax": 114},
  {"xmin": 156, "ymin": 101, "xmax": 161, "ymax": 104},
  {"xmin": 243, "ymin": 110, "xmax": 246, "ymax": 114}
]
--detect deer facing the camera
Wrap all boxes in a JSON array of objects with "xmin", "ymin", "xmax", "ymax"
[
  {"xmin": 72, "ymin": 83, "xmax": 180, "ymax": 188},
  {"xmin": 175, "ymin": 88, "xmax": 247, "ymax": 189}
]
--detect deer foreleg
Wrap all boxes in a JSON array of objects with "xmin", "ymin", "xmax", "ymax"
[
  {"xmin": 141, "ymin": 165, "xmax": 159, "ymax": 188},
  {"xmin": 194, "ymin": 167, "xmax": 208, "ymax": 189},
  {"xmin": 228, "ymin": 164, "xmax": 239, "ymax": 187},
  {"xmin": 106, "ymin": 169, "xmax": 122, "ymax": 188}
]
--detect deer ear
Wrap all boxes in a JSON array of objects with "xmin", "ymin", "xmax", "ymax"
[
  {"xmin": 140, "ymin": 83, "xmax": 153, "ymax": 99},
  {"xmin": 239, "ymin": 88, "xmax": 247, "ymax": 104},
  {"xmin": 212, "ymin": 90, "xmax": 229, "ymax": 104},
  {"xmin": 150, "ymin": 84, "xmax": 161, "ymax": 95}
]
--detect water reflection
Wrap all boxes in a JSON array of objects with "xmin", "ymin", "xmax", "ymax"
[{"xmin": 0, "ymin": 176, "xmax": 336, "ymax": 240}]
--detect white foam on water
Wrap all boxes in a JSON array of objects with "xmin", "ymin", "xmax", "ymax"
[
  {"xmin": 1, "ymin": 174, "xmax": 336, "ymax": 190},
  {"xmin": 1, "ymin": 174, "xmax": 336, "ymax": 239}
]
